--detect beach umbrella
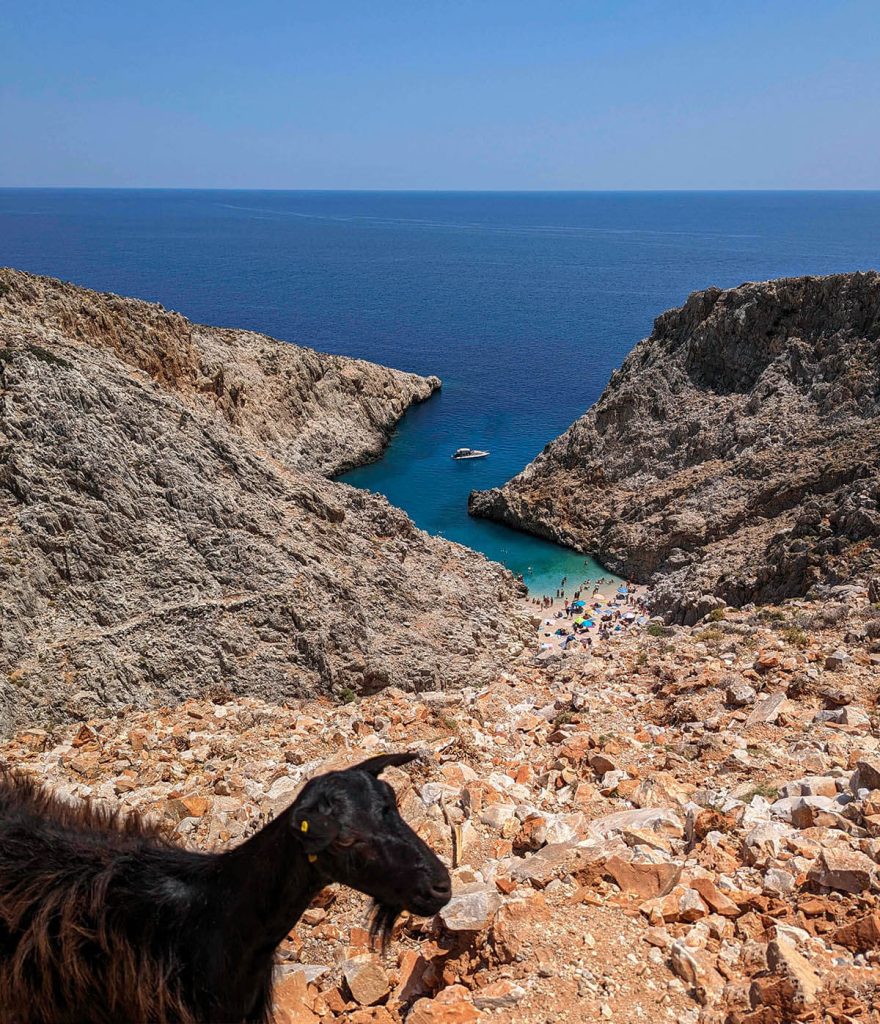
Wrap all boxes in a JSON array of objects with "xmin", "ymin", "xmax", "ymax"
[
  {"xmin": 617, "ymin": 586, "xmax": 628, "ymax": 595},
  {"xmin": 572, "ymin": 600, "xmax": 586, "ymax": 608}
]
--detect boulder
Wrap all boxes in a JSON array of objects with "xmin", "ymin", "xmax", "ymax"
[
  {"xmin": 272, "ymin": 970, "xmax": 319, "ymax": 1024},
  {"xmin": 472, "ymin": 980, "xmax": 525, "ymax": 1010},
  {"xmin": 839, "ymin": 705, "xmax": 871, "ymax": 729},
  {"xmin": 480, "ymin": 804, "xmax": 516, "ymax": 828},
  {"xmin": 688, "ymin": 876, "xmax": 741, "ymax": 916},
  {"xmin": 408, "ymin": 991, "xmax": 482, "ymax": 1024},
  {"xmin": 604, "ymin": 854, "xmax": 680, "ymax": 900},
  {"xmin": 779, "ymin": 776, "xmax": 840, "ymax": 799},
  {"xmin": 763, "ymin": 867, "xmax": 796, "ymax": 896},
  {"xmin": 265, "ymin": 776, "xmax": 303, "ymax": 819},
  {"xmin": 641, "ymin": 885, "xmax": 709, "ymax": 923},
  {"xmin": 669, "ymin": 941, "xmax": 725, "ymax": 1006},
  {"xmin": 726, "ymin": 680, "xmax": 757, "ymax": 708},
  {"xmin": 745, "ymin": 692, "xmax": 787, "ymax": 728},
  {"xmin": 587, "ymin": 807, "xmax": 684, "ymax": 841},
  {"xmin": 808, "ymin": 847, "xmax": 877, "ymax": 893},
  {"xmin": 825, "ymin": 649, "xmax": 851, "ymax": 671},
  {"xmin": 342, "ymin": 958, "xmax": 391, "ymax": 1006},
  {"xmin": 832, "ymin": 912, "xmax": 880, "ymax": 952},
  {"xmin": 851, "ymin": 756, "xmax": 880, "ymax": 794},
  {"xmin": 766, "ymin": 938, "xmax": 821, "ymax": 1009},
  {"xmin": 509, "ymin": 843, "xmax": 577, "ymax": 886},
  {"xmin": 439, "ymin": 890, "xmax": 502, "ymax": 931},
  {"xmin": 769, "ymin": 794, "xmax": 837, "ymax": 824}
]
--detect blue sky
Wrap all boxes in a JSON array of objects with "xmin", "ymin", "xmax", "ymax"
[{"xmin": 2, "ymin": 0, "xmax": 878, "ymax": 188}]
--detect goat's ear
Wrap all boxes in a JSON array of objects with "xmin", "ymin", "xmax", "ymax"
[
  {"xmin": 292, "ymin": 810, "xmax": 340, "ymax": 853},
  {"xmin": 352, "ymin": 752, "xmax": 419, "ymax": 777}
]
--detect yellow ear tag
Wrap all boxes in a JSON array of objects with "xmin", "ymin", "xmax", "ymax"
[
  {"xmin": 300, "ymin": 820, "xmax": 309, "ymax": 833},
  {"xmin": 307, "ymin": 854, "xmax": 318, "ymax": 863}
]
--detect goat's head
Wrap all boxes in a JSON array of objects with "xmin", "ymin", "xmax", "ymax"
[{"xmin": 291, "ymin": 753, "xmax": 451, "ymax": 940}]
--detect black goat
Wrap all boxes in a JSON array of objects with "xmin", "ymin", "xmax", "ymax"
[{"xmin": 0, "ymin": 752, "xmax": 451, "ymax": 1024}]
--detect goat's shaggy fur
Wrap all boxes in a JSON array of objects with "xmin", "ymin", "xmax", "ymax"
[
  {"xmin": 0, "ymin": 755, "xmax": 450, "ymax": 1024},
  {"xmin": 0, "ymin": 772, "xmax": 203, "ymax": 1023}
]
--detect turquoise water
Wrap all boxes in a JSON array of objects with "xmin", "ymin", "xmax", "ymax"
[
  {"xmin": 2, "ymin": 190, "xmax": 879, "ymax": 595},
  {"xmin": 340, "ymin": 395, "xmax": 610, "ymax": 595}
]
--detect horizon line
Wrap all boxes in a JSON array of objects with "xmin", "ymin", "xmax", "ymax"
[{"xmin": 2, "ymin": 186, "xmax": 880, "ymax": 194}]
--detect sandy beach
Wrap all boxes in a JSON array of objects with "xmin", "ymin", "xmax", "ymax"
[{"xmin": 521, "ymin": 576, "xmax": 650, "ymax": 654}]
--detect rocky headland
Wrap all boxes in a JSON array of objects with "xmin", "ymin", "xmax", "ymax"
[
  {"xmin": 0, "ymin": 270, "xmax": 532, "ymax": 736},
  {"xmin": 470, "ymin": 273, "xmax": 880, "ymax": 623}
]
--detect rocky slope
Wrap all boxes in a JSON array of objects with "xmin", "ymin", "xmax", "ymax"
[
  {"xmin": 470, "ymin": 273, "xmax": 880, "ymax": 622},
  {"xmin": 5, "ymin": 584, "xmax": 880, "ymax": 1024},
  {"xmin": 0, "ymin": 269, "xmax": 532, "ymax": 736}
]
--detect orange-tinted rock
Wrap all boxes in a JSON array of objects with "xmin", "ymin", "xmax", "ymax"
[
  {"xmin": 604, "ymin": 855, "xmax": 680, "ymax": 900},
  {"xmin": 472, "ymin": 979, "xmax": 526, "ymax": 1010},
  {"xmin": 128, "ymin": 728, "xmax": 147, "ymax": 752},
  {"xmin": 490, "ymin": 894, "xmax": 550, "ymax": 961},
  {"xmin": 408, "ymin": 988, "xmax": 482, "ymax": 1024},
  {"xmin": 559, "ymin": 735, "xmax": 593, "ymax": 763},
  {"xmin": 766, "ymin": 938, "xmax": 821, "ymax": 1010},
  {"xmin": 615, "ymin": 778, "xmax": 640, "ymax": 800},
  {"xmin": 272, "ymin": 971, "xmax": 319, "ymax": 1024},
  {"xmin": 342, "ymin": 957, "xmax": 390, "ymax": 1006},
  {"xmin": 572, "ymin": 781, "xmax": 598, "ymax": 809},
  {"xmin": 180, "ymin": 794, "xmax": 210, "ymax": 818},
  {"xmin": 17, "ymin": 729, "xmax": 49, "ymax": 752},
  {"xmin": 589, "ymin": 752, "xmax": 618, "ymax": 776},
  {"xmin": 322, "ymin": 987, "xmax": 348, "ymax": 1015},
  {"xmin": 832, "ymin": 912, "xmax": 880, "ymax": 952},
  {"xmin": 641, "ymin": 885, "xmax": 709, "ymax": 924},
  {"xmin": 689, "ymin": 876, "xmax": 742, "ymax": 917},
  {"xmin": 348, "ymin": 1009, "xmax": 396, "ymax": 1024},
  {"xmin": 669, "ymin": 941, "xmax": 725, "ymax": 1006},
  {"xmin": 72, "ymin": 724, "xmax": 99, "ymax": 748},
  {"xmin": 390, "ymin": 950, "xmax": 430, "ymax": 1005}
]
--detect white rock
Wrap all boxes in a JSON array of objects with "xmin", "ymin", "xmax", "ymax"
[
  {"xmin": 265, "ymin": 776, "xmax": 301, "ymax": 817},
  {"xmin": 769, "ymin": 795, "xmax": 836, "ymax": 822},
  {"xmin": 420, "ymin": 782, "xmax": 460, "ymax": 807},
  {"xmin": 480, "ymin": 803, "xmax": 516, "ymax": 828},
  {"xmin": 439, "ymin": 890, "xmax": 502, "ymax": 931},
  {"xmin": 588, "ymin": 807, "xmax": 684, "ymax": 840},
  {"xmin": 763, "ymin": 867, "xmax": 796, "ymax": 896}
]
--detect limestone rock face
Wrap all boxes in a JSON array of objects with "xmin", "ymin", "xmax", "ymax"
[
  {"xmin": 470, "ymin": 273, "xmax": 880, "ymax": 621},
  {"xmin": 0, "ymin": 269, "xmax": 530, "ymax": 735}
]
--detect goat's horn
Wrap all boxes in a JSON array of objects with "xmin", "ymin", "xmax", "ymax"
[{"xmin": 351, "ymin": 752, "xmax": 419, "ymax": 776}]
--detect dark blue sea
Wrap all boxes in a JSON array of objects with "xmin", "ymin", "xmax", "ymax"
[{"xmin": 2, "ymin": 190, "xmax": 878, "ymax": 594}]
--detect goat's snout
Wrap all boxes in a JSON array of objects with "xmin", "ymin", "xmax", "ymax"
[
  {"xmin": 408, "ymin": 863, "xmax": 451, "ymax": 916},
  {"xmin": 426, "ymin": 877, "xmax": 451, "ymax": 903}
]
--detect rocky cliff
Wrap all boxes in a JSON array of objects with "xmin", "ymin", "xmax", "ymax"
[
  {"xmin": 0, "ymin": 269, "xmax": 531, "ymax": 735},
  {"xmin": 470, "ymin": 273, "xmax": 880, "ymax": 621}
]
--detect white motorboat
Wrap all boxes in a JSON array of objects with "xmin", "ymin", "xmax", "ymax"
[{"xmin": 451, "ymin": 447, "xmax": 490, "ymax": 460}]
